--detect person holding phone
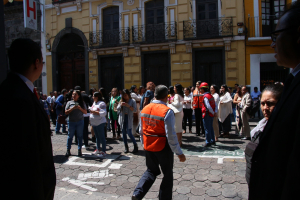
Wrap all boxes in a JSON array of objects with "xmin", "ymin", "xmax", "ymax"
[
  {"xmin": 182, "ymin": 87, "xmax": 193, "ymax": 134},
  {"xmin": 65, "ymin": 90, "xmax": 87, "ymax": 157}
]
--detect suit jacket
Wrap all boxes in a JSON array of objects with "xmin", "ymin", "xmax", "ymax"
[
  {"xmin": 0, "ymin": 73, "xmax": 56, "ymax": 199},
  {"xmin": 249, "ymin": 72, "xmax": 300, "ymax": 199},
  {"xmin": 241, "ymin": 92, "xmax": 251, "ymax": 113}
]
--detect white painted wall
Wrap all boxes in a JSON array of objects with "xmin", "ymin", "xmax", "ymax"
[
  {"xmin": 41, "ymin": 0, "xmax": 47, "ymax": 95},
  {"xmin": 250, "ymin": 53, "xmax": 276, "ymax": 92}
]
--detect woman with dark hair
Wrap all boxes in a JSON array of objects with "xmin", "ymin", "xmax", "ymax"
[
  {"xmin": 182, "ymin": 87, "xmax": 193, "ymax": 133},
  {"xmin": 90, "ymin": 92, "xmax": 107, "ymax": 158},
  {"xmin": 138, "ymin": 86, "xmax": 145, "ymax": 97},
  {"xmin": 117, "ymin": 89, "xmax": 138, "ymax": 153},
  {"xmin": 65, "ymin": 90, "xmax": 87, "ymax": 157},
  {"xmin": 108, "ymin": 88, "xmax": 121, "ymax": 139},
  {"xmin": 168, "ymin": 86, "xmax": 175, "ymax": 103},
  {"xmin": 130, "ymin": 85, "xmax": 141, "ymax": 137},
  {"xmin": 168, "ymin": 84, "xmax": 184, "ymax": 146},
  {"xmin": 218, "ymin": 84, "xmax": 233, "ymax": 138},
  {"xmin": 99, "ymin": 87, "xmax": 108, "ymax": 103},
  {"xmin": 210, "ymin": 84, "xmax": 220, "ymax": 141},
  {"xmin": 245, "ymin": 84, "xmax": 283, "ymax": 185},
  {"xmin": 233, "ymin": 86, "xmax": 242, "ymax": 133}
]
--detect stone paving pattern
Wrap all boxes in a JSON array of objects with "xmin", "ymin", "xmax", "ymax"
[{"xmin": 52, "ymin": 123, "xmax": 253, "ymax": 200}]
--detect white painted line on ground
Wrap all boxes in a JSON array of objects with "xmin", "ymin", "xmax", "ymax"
[
  {"xmin": 62, "ymin": 177, "xmax": 103, "ymax": 192},
  {"xmin": 108, "ymin": 163, "xmax": 123, "ymax": 169},
  {"xmin": 77, "ymin": 170, "xmax": 113, "ymax": 180},
  {"xmin": 64, "ymin": 154, "xmax": 120, "ymax": 168},
  {"xmin": 197, "ymin": 155, "xmax": 244, "ymax": 159},
  {"xmin": 217, "ymin": 158, "xmax": 224, "ymax": 164}
]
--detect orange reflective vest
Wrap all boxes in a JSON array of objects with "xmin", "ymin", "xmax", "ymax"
[
  {"xmin": 202, "ymin": 93, "xmax": 216, "ymax": 118},
  {"xmin": 193, "ymin": 90, "xmax": 204, "ymax": 109},
  {"xmin": 140, "ymin": 103, "xmax": 170, "ymax": 152}
]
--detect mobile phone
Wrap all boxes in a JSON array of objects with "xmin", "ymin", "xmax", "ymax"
[{"xmin": 75, "ymin": 102, "xmax": 79, "ymax": 106}]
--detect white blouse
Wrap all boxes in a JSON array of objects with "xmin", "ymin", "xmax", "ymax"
[{"xmin": 183, "ymin": 93, "xmax": 193, "ymax": 109}]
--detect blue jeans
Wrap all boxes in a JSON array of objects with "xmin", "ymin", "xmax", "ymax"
[
  {"xmin": 202, "ymin": 114, "xmax": 215, "ymax": 144},
  {"xmin": 232, "ymin": 107, "xmax": 237, "ymax": 122},
  {"xmin": 55, "ymin": 109, "xmax": 66, "ymax": 133},
  {"xmin": 93, "ymin": 123, "xmax": 106, "ymax": 152},
  {"xmin": 122, "ymin": 115, "xmax": 137, "ymax": 145},
  {"xmin": 67, "ymin": 120, "xmax": 84, "ymax": 150}
]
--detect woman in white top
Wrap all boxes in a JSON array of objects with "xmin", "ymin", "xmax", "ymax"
[
  {"xmin": 210, "ymin": 84, "xmax": 220, "ymax": 141},
  {"xmin": 218, "ymin": 84, "xmax": 233, "ymax": 138},
  {"xmin": 182, "ymin": 87, "xmax": 193, "ymax": 134},
  {"xmin": 90, "ymin": 92, "xmax": 107, "ymax": 158},
  {"xmin": 130, "ymin": 85, "xmax": 141, "ymax": 137},
  {"xmin": 168, "ymin": 84, "xmax": 184, "ymax": 146}
]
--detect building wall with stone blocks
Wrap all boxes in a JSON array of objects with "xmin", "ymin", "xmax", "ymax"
[{"xmin": 44, "ymin": 0, "xmax": 246, "ymax": 92}]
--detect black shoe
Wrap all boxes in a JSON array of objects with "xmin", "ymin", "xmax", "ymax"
[
  {"xmin": 63, "ymin": 130, "xmax": 68, "ymax": 134},
  {"xmin": 78, "ymin": 149, "xmax": 82, "ymax": 156},
  {"xmin": 203, "ymin": 143, "xmax": 211, "ymax": 147},
  {"xmin": 211, "ymin": 142, "xmax": 216, "ymax": 146},
  {"xmin": 132, "ymin": 144, "xmax": 138, "ymax": 153},
  {"xmin": 124, "ymin": 144, "xmax": 129, "ymax": 153},
  {"xmin": 132, "ymin": 195, "xmax": 140, "ymax": 200},
  {"xmin": 56, "ymin": 132, "xmax": 62, "ymax": 135},
  {"xmin": 65, "ymin": 150, "xmax": 71, "ymax": 157},
  {"xmin": 92, "ymin": 136, "xmax": 96, "ymax": 143}
]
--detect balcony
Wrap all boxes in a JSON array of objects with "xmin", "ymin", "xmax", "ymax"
[
  {"xmin": 89, "ymin": 28, "xmax": 130, "ymax": 49},
  {"xmin": 183, "ymin": 18, "xmax": 233, "ymax": 40},
  {"xmin": 132, "ymin": 22, "xmax": 177, "ymax": 44},
  {"xmin": 247, "ymin": 15, "xmax": 277, "ymax": 39}
]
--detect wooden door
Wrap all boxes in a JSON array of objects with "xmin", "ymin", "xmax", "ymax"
[
  {"xmin": 144, "ymin": 53, "xmax": 169, "ymax": 86},
  {"xmin": 100, "ymin": 56, "xmax": 123, "ymax": 92},
  {"xmin": 195, "ymin": 50, "xmax": 223, "ymax": 87},
  {"xmin": 58, "ymin": 52, "xmax": 85, "ymax": 90}
]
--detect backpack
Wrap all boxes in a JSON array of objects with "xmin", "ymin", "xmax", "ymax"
[{"xmin": 246, "ymin": 97, "xmax": 260, "ymax": 116}]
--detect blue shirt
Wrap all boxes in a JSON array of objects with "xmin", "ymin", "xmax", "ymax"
[
  {"xmin": 140, "ymin": 90, "xmax": 154, "ymax": 110},
  {"xmin": 139, "ymin": 100, "xmax": 183, "ymax": 155},
  {"xmin": 55, "ymin": 94, "xmax": 64, "ymax": 108}
]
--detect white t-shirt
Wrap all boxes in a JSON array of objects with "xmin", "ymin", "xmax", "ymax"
[
  {"xmin": 183, "ymin": 93, "xmax": 193, "ymax": 109},
  {"xmin": 89, "ymin": 101, "xmax": 107, "ymax": 126}
]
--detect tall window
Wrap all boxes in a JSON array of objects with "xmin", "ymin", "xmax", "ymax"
[
  {"xmin": 103, "ymin": 6, "xmax": 119, "ymax": 46},
  {"xmin": 261, "ymin": 0, "xmax": 285, "ymax": 36},
  {"xmin": 196, "ymin": 0, "xmax": 218, "ymax": 20}
]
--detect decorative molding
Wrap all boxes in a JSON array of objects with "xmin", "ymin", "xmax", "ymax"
[
  {"xmin": 98, "ymin": 51, "xmax": 105, "ymax": 54},
  {"xmin": 61, "ymin": 6, "xmax": 77, "ymax": 14},
  {"xmin": 142, "ymin": 47, "xmax": 148, "ymax": 51},
  {"xmin": 135, "ymin": 46, "xmax": 141, "ymax": 56},
  {"xmin": 223, "ymin": 38, "xmax": 232, "ymax": 51},
  {"xmin": 76, "ymin": 0, "xmax": 82, "ymax": 11},
  {"xmin": 92, "ymin": 50, "xmax": 97, "ymax": 59},
  {"xmin": 127, "ymin": 0, "xmax": 134, "ymax": 6},
  {"xmin": 122, "ymin": 47, "xmax": 128, "ymax": 57},
  {"xmin": 169, "ymin": 43, "xmax": 175, "ymax": 54},
  {"xmin": 186, "ymin": 42, "xmax": 192, "ymax": 53},
  {"xmin": 55, "ymin": 4, "xmax": 60, "ymax": 15}
]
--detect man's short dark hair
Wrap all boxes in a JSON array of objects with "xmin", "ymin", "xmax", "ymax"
[
  {"xmin": 8, "ymin": 38, "xmax": 42, "ymax": 74},
  {"xmin": 254, "ymin": 87, "xmax": 258, "ymax": 90},
  {"xmin": 74, "ymin": 86, "xmax": 81, "ymax": 91},
  {"xmin": 61, "ymin": 89, "xmax": 67, "ymax": 94},
  {"xmin": 155, "ymin": 85, "xmax": 168, "ymax": 100},
  {"xmin": 235, "ymin": 84, "xmax": 239, "ymax": 86}
]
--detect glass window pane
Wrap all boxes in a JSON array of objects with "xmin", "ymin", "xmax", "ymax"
[
  {"xmin": 209, "ymin": 11, "xmax": 216, "ymax": 19},
  {"xmin": 266, "ymin": 8, "xmax": 270, "ymax": 14},
  {"xmin": 147, "ymin": 18, "xmax": 154, "ymax": 24},
  {"xmin": 113, "ymin": 22, "xmax": 118, "ymax": 29},
  {"xmin": 157, "ymin": 17, "xmax": 164, "ymax": 24},
  {"xmin": 104, "ymin": 23, "xmax": 110, "ymax": 30},
  {"xmin": 157, "ymin": 9, "xmax": 164, "ymax": 16},
  {"xmin": 274, "ymin": 19, "xmax": 278, "ymax": 24},
  {"xmin": 262, "ymin": 2, "xmax": 265, "ymax": 7},
  {"xmin": 274, "ymin": 1, "xmax": 279, "ymax": 6},
  {"xmin": 266, "ymin": 3, "xmax": 270, "ymax": 8},
  {"xmin": 147, "ymin": 10, "xmax": 154, "ymax": 17},
  {"xmin": 280, "ymin": 0, "xmax": 285, "ymax": 6},
  {"xmin": 209, "ymin": 3, "xmax": 216, "ymax": 11},
  {"xmin": 280, "ymin": 6, "xmax": 285, "ymax": 11},
  {"xmin": 104, "ymin": 17, "xmax": 110, "ymax": 23},
  {"xmin": 262, "ymin": 20, "xmax": 265, "ymax": 25},
  {"xmin": 113, "ymin": 14, "xmax": 119, "ymax": 21},
  {"xmin": 274, "ymin": 7, "xmax": 279, "ymax": 12},
  {"xmin": 198, "ymin": 12, "xmax": 205, "ymax": 20},
  {"xmin": 198, "ymin": 4, "xmax": 205, "ymax": 12}
]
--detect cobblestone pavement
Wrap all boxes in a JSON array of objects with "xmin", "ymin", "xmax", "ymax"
[{"xmin": 52, "ymin": 122, "xmax": 255, "ymax": 200}]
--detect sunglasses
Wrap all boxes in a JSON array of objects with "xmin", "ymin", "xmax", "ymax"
[{"xmin": 270, "ymin": 27, "xmax": 296, "ymax": 42}]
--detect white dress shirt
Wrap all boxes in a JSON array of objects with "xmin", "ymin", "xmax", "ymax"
[{"xmin": 16, "ymin": 73, "xmax": 34, "ymax": 92}]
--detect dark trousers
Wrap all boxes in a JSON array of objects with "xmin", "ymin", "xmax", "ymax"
[
  {"xmin": 50, "ymin": 109, "xmax": 56, "ymax": 125},
  {"xmin": 133, "ymin": 144, "xmax": 174, "ymax": 200},
  {"xmin": 182, "ymin": 109, "xmax": 193, "ymax": 131},
  {"xmin": 195, "ymin": 108, "xmax": 205, "ymax": 135},
  {"xmin": 83, "ymin": 117, "xmax": 89, "ymax": 146},
  {"xmin": 221, "ymin": 115, "xmax": 231, "ymax": 133},
  {"xmin": 111, "ymin": 118, "xmax": 121, "ymax": 136}
]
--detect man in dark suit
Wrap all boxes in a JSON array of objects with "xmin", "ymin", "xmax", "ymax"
[
  {"xmin": 0, "ymin": 39, "xmax": 56, "ymax": 199},
  {"xmin": 249, "ymin": 1, "xmax": 300, "ymax": 199}
]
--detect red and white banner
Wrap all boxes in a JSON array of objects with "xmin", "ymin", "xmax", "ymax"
[{"xmin": 23, "ymin": 0, "xmax": 37, "ymax": 30}]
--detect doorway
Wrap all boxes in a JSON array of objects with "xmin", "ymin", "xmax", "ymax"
[{"xmin": 260, "ymin": 62, "xmax": 289, "ymax": 90}]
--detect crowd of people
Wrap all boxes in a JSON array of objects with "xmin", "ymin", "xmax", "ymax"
[{"xmin": 41, "ymin": 79, "xmax": 265, "ymax": 154}]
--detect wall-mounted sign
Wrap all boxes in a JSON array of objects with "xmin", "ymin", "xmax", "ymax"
[{"xmin": 23, "ymin": 0, "xmax": 37, "ymax": 31}]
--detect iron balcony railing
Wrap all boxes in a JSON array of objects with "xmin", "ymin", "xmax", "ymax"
[
  {"xmin": 183, "ymin": 18, "xmax": 233, "ymax": 40},
  {"xmin": 89, "ymin": 28, "xmax": 130, "ymax": 48},
  {"xmin": 132, "ymin": 22, "xmax": 177, "ymax": 44},
  {"xmin": 248, "ymin": 15, "xmax": 278, "ymax": 38}
]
